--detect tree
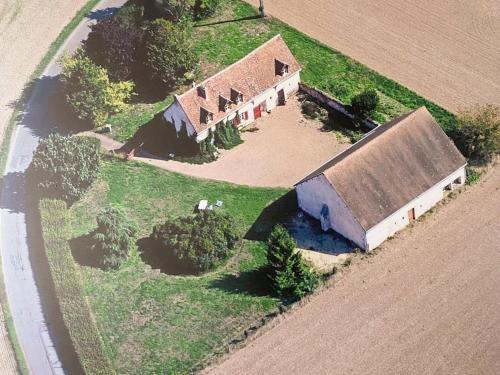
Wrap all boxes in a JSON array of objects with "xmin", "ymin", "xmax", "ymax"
[
  {"xmin": 143, "ymin": 19, "xmax": 197, "ymax": 89},
  {"xmin": 152, "ymin": 210, "xmax": 240, "ymax": 274},
  {"xmin": 30, "ymin": 134, "xmax": 101, "ymax": 202},
  {"xmin": 149, "ymin": 0, "xmax": 194, "ymax": 22},
  {"xmin": 60, "ymin": 51, "xmax": 134, "ymax": 127},
  {"xmin": 214, "ymin": 121, "xmax": 242, "ymax": 149},
  {"xmin": 116, "ymin": 4, "xmax": 145, "ymax": 26},
  {"xmin": 350, "ymin": 89, "xmax": 379, "ymax": 120},
  {"xmin": 193, "ymin": 0, "xmax": 221, "ymax": 19},
  {"xmin": 267, "ymin": 225, "xmax": 318, "ymax": 300},
  {"xmin": 453, "ymin": 104, "xmax": 500, "ymax": 162},
  {"xmin": 92, "ymin": 206, "xmax": 138, "ymax": 269},
  {"xmin": 85, "ymin": 16, "xmax": 144, "ymax": 81}
]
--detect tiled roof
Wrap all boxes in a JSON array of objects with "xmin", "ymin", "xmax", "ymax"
[
  {"xmin": 175, "ymin": 34, "xmax": 300, "ymax": 134},
  {"xmin": 297, "ymin": 107, "xmax": 466, "ymax": 230}
]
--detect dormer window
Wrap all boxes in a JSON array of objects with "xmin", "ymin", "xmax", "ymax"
[
  {"xmin": 197, "ymin": 85, "xmax": 207, "ymax": 99},
  {"xmin": 275, "ymin": 59, "xmax": 289, "ymax": 76},
  {"xmin": 200, "ymin": 107, "xmax": 213, "ymax": 124},
  {"xmin": 219, "ymin": 95, "xmax": 231, "ymax": 112},
  {"xmin": 230, "ymin": 88, "xmax": 244, "ymax": 104}
]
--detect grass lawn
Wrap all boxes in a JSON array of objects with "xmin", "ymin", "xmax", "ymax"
[
  {"xmin": 69, "ymin": 156, "xmax": 287, "ymax": 374},
  {"xmin": 107, "ymin": 0, "xmax": 455, "ymax": 144}
]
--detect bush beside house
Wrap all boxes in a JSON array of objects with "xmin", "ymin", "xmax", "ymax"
[{"xmin": 350, "ymin": 89, "xmax": 379, "ymax": 121}]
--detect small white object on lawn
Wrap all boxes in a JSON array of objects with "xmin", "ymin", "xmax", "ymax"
[
  {"xmin": 216, "ymin": 200, "xmax": 223, "ymax": 207},
  {"xmin": 198, "ymin": 200, "xmax": 208, "ymax": 211}
]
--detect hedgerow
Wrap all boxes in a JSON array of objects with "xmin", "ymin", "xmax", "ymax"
[{"xmin": 39, "ymin": 199, "xmax": 114, "ymax": 375}]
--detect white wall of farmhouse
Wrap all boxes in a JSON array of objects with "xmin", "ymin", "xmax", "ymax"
[
  {"xmin": 365, "ymin": 165, "xmax": 466, "ymax": 250},
  {"xmin": 296, "ymin": 174, "xmax": 367, "ymax": 249},
  {"xmin": 163, "ymin": 101, "xmax": 196, "ymax": 137},
  {"xmin": 164, "ymin": 71, "xmax": 301, "ymax": 143}
]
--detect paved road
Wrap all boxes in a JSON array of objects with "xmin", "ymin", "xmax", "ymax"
[
  {"xmin": 0, "ymin": 1, "xmax": 126, "ymax": 373},
  {"xmin": 208, "ymin": 165, "xmax": 500, "ymax": 374}
]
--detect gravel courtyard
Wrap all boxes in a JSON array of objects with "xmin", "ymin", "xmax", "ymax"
[{"xmin": 140, "ymin": 97, "xmax": 350, "ymax": 187}]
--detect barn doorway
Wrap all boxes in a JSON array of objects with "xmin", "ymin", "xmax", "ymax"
[
  {"xmin": 253, "ymin": 104, "xmax": 262, "ymax": 119},
  {"xmin": 277, "ymin": 89, "xmax": 286, "ymax": 105},
  {"xmin": 408, "ymin": 208, "xmax": 416, "ymax": 222}
]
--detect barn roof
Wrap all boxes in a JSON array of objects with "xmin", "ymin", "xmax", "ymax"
[
  {"xmin": 296, "ymin": 107, "xmax": 466, "ymax": 230},
  {"xmin": 174, "ymin": 34, "xmax": 300, "ymax": 134}
]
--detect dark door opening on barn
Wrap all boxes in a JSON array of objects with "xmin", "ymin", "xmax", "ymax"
[
  {"xmin": 277, "ymin": 89, "xmax": 286, "ymax": 105},
  {"xmin": 408, "ymin": 208, "xmax": 416, "ymax": 222}
]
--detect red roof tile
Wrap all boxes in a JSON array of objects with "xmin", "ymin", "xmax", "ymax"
[{"xmin": 175, "ymin": 34, "xmax": 300, "ymax": 134}]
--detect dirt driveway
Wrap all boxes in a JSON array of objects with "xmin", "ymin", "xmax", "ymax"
[
  {"xmin": 246, "ymin": 0, "xmax": 500, "ymax": 111},
  {"xmin": 207, "ymin": 164, "xmax": 500, "ymax": 375},
  {"xmin": 139, "ymin": 97, "xmax": 349, "ymax": 187}
]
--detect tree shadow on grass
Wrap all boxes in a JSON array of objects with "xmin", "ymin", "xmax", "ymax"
[
  {"xmin": 69, "ymin": 233, "xmax": 105, "ymax": 269},
  {"xmin": 137, "ymin": 236, "xmax": 196, "ymax": 276},
  {"xmin": 245, "ymin": 190, "xmax": 298, "ymax": 241},
  {"xmin": 207, "ymin": 265, "xmax": 273, "ymax": 297}
]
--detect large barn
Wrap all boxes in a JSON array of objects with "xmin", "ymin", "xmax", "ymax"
[
  {"xmin": 295, "ymin": 107, "xmax": 467, "ymax": 251},
  {"xmin": 163, "ymin": 35, "xmax": 301, "ymax": 143}
]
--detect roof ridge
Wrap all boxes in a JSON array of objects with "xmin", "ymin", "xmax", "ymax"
[
  {"xmin": 178, "ymin": 34, "xmax": 283, "ymax": 100},
  {"xmin": 295, "ymin": 107, "xmax": 426, "ymax": 185}
]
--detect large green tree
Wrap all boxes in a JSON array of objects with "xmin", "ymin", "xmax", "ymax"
[
  {"xmin": 267, "ymin": 225, "xmax": 318, "ymax": 300},
  {"xmin": 92, "ymin": 206, "xmax": 138, "ymax": 269},
  {"xmin": 60, "ymin": 51, "xmax": 134, "ymax": 127},
  {"xmin": 453, "ymin": 104, "xmax": 500, "ymax": 162},
  {"xmin": 152, "ymin": 210, "xmax": 240, "ymax": 273},
  {"xmin": 143, "ymin": 19, "xmax": 197, "ymax": 89},
  {"xmin": 30, "ymin": 134, "xmax": 101, "ymax": 202}
]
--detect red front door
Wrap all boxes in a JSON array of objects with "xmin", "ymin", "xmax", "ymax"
[{"xmin": 253, "ymin": 105, "xmax": 261, "ymax": 119}]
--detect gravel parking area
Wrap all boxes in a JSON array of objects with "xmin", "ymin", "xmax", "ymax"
[{"xmin": 140, "ymin": 96, "xmax": 350, "ymax": 187}]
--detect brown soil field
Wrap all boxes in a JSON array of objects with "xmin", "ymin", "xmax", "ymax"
[
  {"xmin": 207, "ymin": 164, "xmax": 500, "ymax": 374},
  {"xmin": 0, "ymin": 0, "xmax": 87, "ymax": 137},
  {"xmin": 246, "ymin": 0, "xmax": 500, "ymax": 111}
]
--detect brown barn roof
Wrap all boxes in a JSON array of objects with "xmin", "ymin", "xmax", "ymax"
[
  {"xmin": 175, "ymin": 35, "xmax": 300, "ymax": 134},
  {"xmin": 297, "ymin": 107, "xmax": 466, "ymax": 230}
]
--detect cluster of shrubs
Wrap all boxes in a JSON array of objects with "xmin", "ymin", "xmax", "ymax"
[
  {"xmin": 151, "ymin": 210, "xmax": 241, "ymax": 274},
  {"xmin": 61, "ymin": 0, "xmax": 223, "ymax": 128},
  {"xmin": 213, "ymin": 121, "xmax": 243, "ymax": 150}
]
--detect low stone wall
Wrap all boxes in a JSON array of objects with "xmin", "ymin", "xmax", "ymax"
[{"xmin": 298, "ymin": 83, "xmax": 379, "ymax": 129}]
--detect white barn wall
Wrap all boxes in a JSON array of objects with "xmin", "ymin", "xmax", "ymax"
[
  {"xmin": 365, "ymin": 165, "xmax": 466, "ymax": 250},
  {"xmin": 296, "ymin": 175, "xmax": 367, "ymax": 249}
]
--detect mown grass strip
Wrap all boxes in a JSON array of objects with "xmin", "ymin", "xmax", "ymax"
[
  {"xmin": 0, "ymin": 1, "xmax": 101, "ymax": 373},
  {"xmin": 39, "ymin": 199, "xmax": 115, "ymax": 375}
]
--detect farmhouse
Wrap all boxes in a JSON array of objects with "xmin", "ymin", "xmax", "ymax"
[
  {"xmin": 163, "ymin": 35, "xmax": 301, "ymax": 142},
  {"xmin": 295, "ymin": 107, "xmax": 467, "ymax": 251}
]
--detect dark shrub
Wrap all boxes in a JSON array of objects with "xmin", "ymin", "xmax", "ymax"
[
  {"xmin": 301, "ymin": 99, "xmax": 327, "ymax": 121},
  {"xmin": 350, "ymin": 89, "xmax": 379, "ymax": 120},
  {"xmin": 152, "ymin": 210, "xmax": 240, "ymax": 274},
  {"xmin": 148, "ymin": 0, "xmax": 194, "ymax": 23},
  {"xmin": 214, "ymin": 121, "xmax": 242, "ymax": 150},
  {"xmin": 143, "ymin": 19, "xmax": 197, "ymax": 89},
  {"xmin": 85, "ymin": 16, "xmax": 144, "ymax": 81},
  {"xmin": 267, "ymin": 225, "xmax": 318, "ymax": 300},
  {"xmin": 193, "ymin": 0, "xmax": 221, "ymax": 19},
  {"xmin": 452, "ymin": 104, "xmax": 500, "ymax": 162},
  {"xmin": 30, "ymin": 134, "xmax": 101, "ymax": 203},
  {"xmin": 92, "ymin": 206, "xmax": 138, "ymax": 269},
  {"xmin": 116, "ymin": 4, "xmax": 145, "ymax": 26}
]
